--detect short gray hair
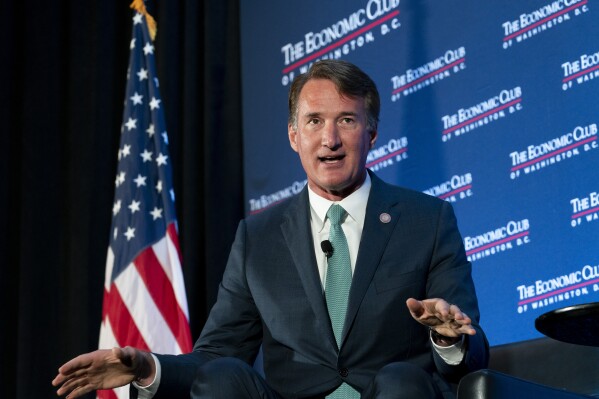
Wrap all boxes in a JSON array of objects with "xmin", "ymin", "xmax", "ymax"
[{"xmin": 287, "ymin": 59, "xmax": 380, "ymax": 132}]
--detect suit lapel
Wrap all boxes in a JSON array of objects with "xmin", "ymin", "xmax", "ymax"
[
  {"xmin": 342, "ymin": 173, "xmax": 401, "ymax": 345},
  {"xmin": 280, "ymin": 188, "xmax": 338, "ymax": 349}
]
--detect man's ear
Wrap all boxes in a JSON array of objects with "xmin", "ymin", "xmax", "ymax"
[
  {"xmin": 369, "ymin": 129, "xmax": 378, "ymax": 149},
  {"xmin": 288, "ymin": 124, "xmax": 299, "ymax": 153}
]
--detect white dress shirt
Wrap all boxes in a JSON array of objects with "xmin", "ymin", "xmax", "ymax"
[{"xmin": 308, "ymin": 174, "xmax": 371, "ymax": 287}]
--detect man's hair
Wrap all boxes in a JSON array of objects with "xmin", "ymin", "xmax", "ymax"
[{"xmin": 287, "ymin": 59, "xmax": 380, "ymax": 132}]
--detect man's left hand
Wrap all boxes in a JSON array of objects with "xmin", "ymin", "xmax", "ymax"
[{"xmin": 406, "ymin": 298, "xmax": 476, "ymax": 340}]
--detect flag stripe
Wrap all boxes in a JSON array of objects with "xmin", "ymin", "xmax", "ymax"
[
  {"xmin": 104, "ymin": 247, "xmax": 115, "ymax": 290},
  {"xmin": 134, "ymin": 245, "xmax": 193, "ymax": 352},
  {"xmin": 103, "ymin": 284, "xmax": 150, "ymax": 351},
  {"xmin": 99, "ymin": 318, "xmax": 119, "ymax": 350},
  {"xmin": 115, "ymin": 262, "xmax": 180, "ymax": 354},
  {"xmin": 167, "ymin": 223, "xmax": 183, "ymax": 261},
  {"xmin": 97, "ymin": 389, "xmax": 120, "ymax": 399},
  {"xmin": 165, "ymin": 235, "xmax": 190, "ymax": 320},
  {"xmin": 153, "ymin": 226, "xmax": 190, "ymax": 320}
]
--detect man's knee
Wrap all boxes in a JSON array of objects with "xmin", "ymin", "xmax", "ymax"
[{"xmin": 364, "ymin": 362, "xmax": 441, "ymax": 399}]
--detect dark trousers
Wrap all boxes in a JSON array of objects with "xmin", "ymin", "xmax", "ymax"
[{"xmin": 190, "ymin": 357, "xmax": 443, "ymax": 399}]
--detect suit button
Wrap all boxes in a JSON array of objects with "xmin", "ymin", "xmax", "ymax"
[{"xmin": 339, "ymin": 368, "xmax": 349, "ymax": 378}]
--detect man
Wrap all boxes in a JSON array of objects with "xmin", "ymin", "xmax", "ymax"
[{"xmin": 53, "ymin": 60, "xmax": 488, "ymax": 399}]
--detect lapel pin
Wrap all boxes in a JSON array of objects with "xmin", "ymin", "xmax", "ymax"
[{"xmin": 379, "ymin": 213, "xmax": 391, "ymax": 223}]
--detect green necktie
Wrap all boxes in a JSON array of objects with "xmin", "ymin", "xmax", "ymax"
[{"xmin": 325, "ymin": 204, "xmax": 359, "ymax": 399}]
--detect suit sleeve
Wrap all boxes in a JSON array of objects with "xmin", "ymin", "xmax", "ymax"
[
  {"xmin": 427, "ymin": 201, "xmax": 489, "ymax": 382},
  {"xmin": 153, "ymin": 220, "xmax": 263, "ymax": 398}
]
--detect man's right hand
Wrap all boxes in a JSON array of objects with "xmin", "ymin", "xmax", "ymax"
[{"xmin": 52, "ymin": 346, "xmax": 155, "ymax": 398}]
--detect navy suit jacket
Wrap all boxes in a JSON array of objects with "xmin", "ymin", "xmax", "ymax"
[{"xmin": 154, "ymin": 172, "xmax": 489, "ymax": 398}]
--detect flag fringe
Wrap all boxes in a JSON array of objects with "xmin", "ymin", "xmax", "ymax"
[{"xmin": 130, "ymin": 0, "xmax": 157, "ymax": 41}]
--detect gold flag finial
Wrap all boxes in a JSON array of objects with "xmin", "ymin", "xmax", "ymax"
[{"xmin": 130, "ymin": 0, "xmax": 157, "ymax": 41}]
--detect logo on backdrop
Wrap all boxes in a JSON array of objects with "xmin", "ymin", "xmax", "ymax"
[
  {"xmin": 571, "ymin": 190, "xmax": 599, "ymax": 227},
  {"xmin": 390, "ymin": 47, "xmax": 466, "ymax": 102},
  {"xmin": 423, "ymin": 172, "xmax": 473, "ymax": 204},
  {"xmin": 248, "ymin": 179, "xmax": 307, "ymax": 214},
  {"xmin": 366, "ymin": 136, "xmax": 408, "ymax": 172},
  {"xmin": 509, "ymin": 122, "xmax": 598, "ymax": 179},
  {"xmin": 516, "ymin": 262, "xmax": 599, "ymax": 314},
  {"xmin": 501, "ymin": 0, "xmax": 590, "ymax": 49},
  {"xmin": 464, "ymin": 219, "xmax": 531, "ymax": 262},
  {"xmin": 562, "ymin": 49, "xmax": 599, "ymax": 91},
  {"xmin": 280, "ymin": 0, "xmax": 401, "ymax": 86},
  {"xmin": 440, "ymin": 87, "xmax": 523, "ymax": 142}
]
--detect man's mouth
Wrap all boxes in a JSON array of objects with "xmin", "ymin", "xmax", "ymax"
[{"xmin": 319, "ymin": 155, "xmax": 345, "ymax": 163}]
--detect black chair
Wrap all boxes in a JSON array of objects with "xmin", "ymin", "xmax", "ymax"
[{"xmin": 457, "ymin": 369, "xmax": 595, "ymax": 398}]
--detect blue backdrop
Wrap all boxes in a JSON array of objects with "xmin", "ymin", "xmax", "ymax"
[{"xmin": 240, "ymin": 0, "xmax": 599, "ymax": 346}]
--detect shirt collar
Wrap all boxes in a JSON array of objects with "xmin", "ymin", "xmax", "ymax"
[{"xmin": 308, "ymin": 173, "xmax": 372, "ymax": 232}]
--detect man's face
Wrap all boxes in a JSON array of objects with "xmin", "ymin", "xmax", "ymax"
[{"xmin": 288, "ymin": 79, "xmax": 377, "ymax": 201}]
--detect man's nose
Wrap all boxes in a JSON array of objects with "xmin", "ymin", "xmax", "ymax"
[{"xmin": 321, "ymin": 123, "xmax": 341, "ymax": 149}]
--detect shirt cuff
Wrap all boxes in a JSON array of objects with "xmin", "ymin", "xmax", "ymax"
[
  {"xmin": 430, "ymin": 332, "xmax": 466, "ymax": 365},
  {"xmin": 132, "ymin": 353, "xmax": 161, "ymax": 398}
]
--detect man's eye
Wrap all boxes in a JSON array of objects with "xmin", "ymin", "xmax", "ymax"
[
  {"xmin": 308, "ymin": 118, "xmax": 320, "ymax": 125},
  {"xmin": 340, "ymin": 118, "xmax": 355, "ymax": 124}
]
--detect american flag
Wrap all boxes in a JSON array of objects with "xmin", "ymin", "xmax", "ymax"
[{"xmin": 97, "ymin": 9, "xmax": 192, "ymax": 399}]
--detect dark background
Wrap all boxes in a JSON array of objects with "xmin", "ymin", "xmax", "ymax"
[{"xmin": 0, "ymin": 1, "xmax": 242, "ymax": 397}]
